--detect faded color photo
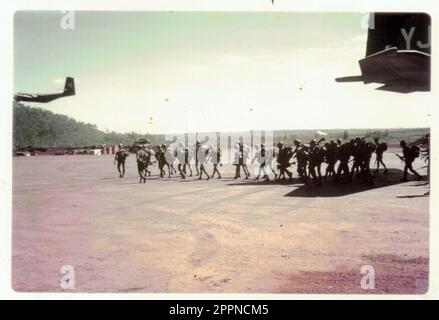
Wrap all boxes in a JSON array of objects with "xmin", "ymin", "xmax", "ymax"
[{"xmin": 13, "ymin": 11, "xmax": 431, "ymax": 293}]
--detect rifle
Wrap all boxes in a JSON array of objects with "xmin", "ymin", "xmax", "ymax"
[{"xmin": 396, "ymin": 154, "xmax": 404, "ymax": 162}]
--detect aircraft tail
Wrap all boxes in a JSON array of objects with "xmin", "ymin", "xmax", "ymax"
[{"xmin": 63, "ymin": 77, "xmax": 75, "ymax": 96}]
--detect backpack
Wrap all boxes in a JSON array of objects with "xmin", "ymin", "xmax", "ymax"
[
  {"xmin": 410, "ymin": 145, "xmax": 420, "ymax": 158},
  {"xmin": 366, "ymin": 142, "xmax": 376, "ymax": 154},
  {"xmin": 381, "ymin": 142, "xmax": 388, "ymax": 152}
]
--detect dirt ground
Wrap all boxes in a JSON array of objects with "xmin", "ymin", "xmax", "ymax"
[{"xmin": 12, "ymin": 149, "xmax": 429, "ymax": 294}]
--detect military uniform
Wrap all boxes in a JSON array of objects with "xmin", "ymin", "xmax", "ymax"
[
  {"xmin": 323, "ymin": 142, "xmax": 337, "ymax": 181},
  {"xmin": 293, "ymin": 140, "xmax": 307, "ymax": 182},
  {"xmin": 234, "ymin": 143, "xmax": 250, "ymax": 179},
  {"xmin": 176, "ymin": 143, "xmax": 187, "ymax": 179},
  {"xmin": 307, "ymin": 140, "xmax": 324, "ymax": 185},
  {"xmin": 211, "ymin": 147, "xmax": 222, "ymax": 179},
  {"xmin": 183, "ymin": 147, "xmax": 193, "ymax": 177},
  {"xmin": 114, "ymin": 145, "xmax": 129, "ymax": 177},
  {"xmin": 252, "ymin": 145, "xmax": 269, "ymax": 181},
  {"xmin": 335, "ymin": 142, "xmax": 352, "ymax": 182},
  {"xmin": 276, "ymin": 143, "xmax": 293, "ymax": 181},
  {"xmin": 374, "ymin": 138, "xmax": 388, "ymax": 174},
  {"xmin": 197, "ymin": 144, "xmax": 211, "ymax": 180},
  {"xmin": 399, "ymin": 141, "xmax": 421, "ymax": 181},
  {"xmin": 350, "ymin": 138, "xmax": 365, "ymax": 181},
  {"xmin": 155, "ymin": 146, "xmax": 166, "ymax": 178},
  {"xmin": 136, "ymin": 147, "xmax": 150, "ymax": 183}
]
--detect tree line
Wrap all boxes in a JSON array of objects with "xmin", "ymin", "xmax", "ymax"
[{"xmin": 13, "ymin": 103, "xmax": 154, "ymax": 148}]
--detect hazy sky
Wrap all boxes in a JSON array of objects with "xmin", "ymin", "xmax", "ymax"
[{"xmin": 14, "ymin": 11, "xmax": 432, "ymax": 134}]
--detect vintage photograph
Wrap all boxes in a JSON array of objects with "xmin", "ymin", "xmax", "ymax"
[{"xmin": 12, "ymin": 11, "xmax": 431, "ymax": 293}]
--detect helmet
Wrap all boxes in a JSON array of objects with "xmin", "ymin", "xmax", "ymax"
[{"xmin": 277, "ymin": 141, "xmax": 284, "ymax": 147}]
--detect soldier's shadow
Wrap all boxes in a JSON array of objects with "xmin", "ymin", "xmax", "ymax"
[
  {"xmin": 283, "ymin": 169, "xmax": 426, "ymax": 198},
  {"xmin": 226, "ymin": 177, "xmax": 304, "ymax": 186}
]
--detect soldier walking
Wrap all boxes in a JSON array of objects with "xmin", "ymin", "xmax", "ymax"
[
  {"xmin": 197, "ymin": 143, "xmax": 211, "ymax": 180},
  {"xmin": 136, "ymin": 144, "xmax": 151, "ymax": 183},
  {"xmin": 211, "ymin": 146, "xmax": 222, "ymax": 179},
  {"xmin": 234, "ymin": 142, "xmax": 250, "ymax": 179},
  {"xmin": 335, "ymin": 140, "xmax": 352, "ymax": 183},
  {"xmin": 323, "ymin": 141, "xmax": 337, "ymax": 181},
  {"xmin": 397, "ymin": 140, "xmax": 422, "ymax": 181},
  {"xmin": 176, "ymin": 142, "xmax": 187, "ymax": 179},
  {"xmin": 251, "ymin": 144, "xmax": 270, "ymax": 181},
  {"xmin": 276, "ymin": 142, "xmax": 293, "ymax": 181},
  {"xmin": 114, "ymin": 144, "xmax": 129, "ymax": 178},
  {"xmin": 374, "ymin": 137, "xmax": 388, "ymax": 174},
  {"xmin": 183, "ymin": 146, "xmax": 193, "ymax": 177},
  {"xmin": 307, "ymin": 139, "xmax": 324, "ymax": 185},
  {"xmin": 155, "ymin": 145, "xmax": 167, "ymax": 178}
]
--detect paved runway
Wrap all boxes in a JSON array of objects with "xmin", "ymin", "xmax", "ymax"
[{"xmin": 12, "ymin": 150, "xmax": 429, "ymax": 293}]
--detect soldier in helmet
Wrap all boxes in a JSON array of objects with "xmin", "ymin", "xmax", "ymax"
[
  {"xmin": 211, "ymin": 146, "xmax": 222, "ymax": 179},
  {"xmin": 251, "ymin": 144, "xmax": 270, "ymax": 181},
  {"xmin": 114, "ymin": 143, "xmax": 129, "ymax": 178},
  {"xmin": 397, "ymin": 140, "xmax": 422, "ymax": 181},
  {"xmin": 337, "ymin": 138, "xmax": 342, "ymax": 147},
  {"xmin": 233, "ymin": 142, "xmax": 250, "ymax": 179},
  {"xmin": 136, "ymin": 144, "xmax": 151, "ymax": 183},
  {"xmin": 350, "ymin": 137, "xmax": 365, "ymax": 181},
  {"xmin": 293, "ymin": 139, "xmax": 308, "ymax": 182},
  {"xmin": 197, "ymin": 142, "xmax": 211, "ymax": 180},
  {"xmin": 323, "ymin": 141, "xmax": 337, "ymax": 181},
  {"xmin": 335, "ymin": 140, "xmax": 352, "ymax": 183},
  {"xmin": 307, "ymin": 138, "xmax": 325, "ymax": 185},
  {"xmin": 276, "ymin": 141, "xmax": 293, "ymax": 181},
  {"xmin": 363, "ymin": 141, "xmax": 376, "ymax": 186},
  {"xmin": 265, "ymin": 143, "xmax": 278, "ymax": 179},
  {"xmin": 162, "ymin": 144, "xmax": 176, "ymax": 178},
  {"xmin": 176, "ymin": 141, "xmax": 187, "ymax": 179},
  {"xmin": 155, "ymin": 145, "xmax": 166, "ymax": 178},
  {"xmin": 374, "ymin": 137, "xmax": 388, "ymax": 174}
]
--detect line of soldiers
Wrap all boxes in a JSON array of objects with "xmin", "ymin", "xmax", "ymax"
[
  {"xmin": 114, "ymin": 135, "xmax": 427, "ymax": 185},
  {"xmin": 114, "ymin": 140, "xmax": 223, "ymax": 182},
  {"xmin": 281, "ymin": 137, "xmax": 386, "ymax": 186}
]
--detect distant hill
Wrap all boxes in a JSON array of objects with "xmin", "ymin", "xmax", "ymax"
[
  {"xmin": 13, "ymin": 103, "xmax": 154, "ymax": 148},
  {"xmin": 13, "ymin": 103, "xmax": 429, "ymax": 149}
]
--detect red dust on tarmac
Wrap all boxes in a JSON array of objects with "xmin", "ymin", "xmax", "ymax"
[{"xmin": 12, "ymin": 150, "xmax": 429, "ymax": 293}]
